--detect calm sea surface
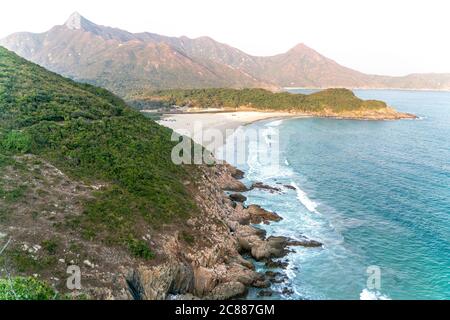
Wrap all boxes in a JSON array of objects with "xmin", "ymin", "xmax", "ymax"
[{"xmin": 227, "ymin": 89, "xmax": 450, "ymax": 300}]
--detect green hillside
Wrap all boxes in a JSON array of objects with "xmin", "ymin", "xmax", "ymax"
[
  {"xmin": 134, "ymin": 88, "xmax": 387, "ymax": 112},
  {"xmin": 0, "ymin": 46, "xmax": 197, "ymax": 253}
]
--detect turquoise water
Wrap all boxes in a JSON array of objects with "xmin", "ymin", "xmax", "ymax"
[{"xmin": 233, "ymin": 90, "xmax": 450, "ymax": 300}]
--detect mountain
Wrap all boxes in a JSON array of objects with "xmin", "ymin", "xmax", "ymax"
[
  {"xmin": 0, "ymin": 12, "xmax": 275, "ymax": 97},
  {"xmin": 1, "ymin": 12, "xmax": 449, "ymax": 99}
]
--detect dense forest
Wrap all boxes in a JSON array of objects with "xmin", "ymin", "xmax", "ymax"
[{"xmin": 131, "ymin": 88, "xmax": 387, "ymax": 112}]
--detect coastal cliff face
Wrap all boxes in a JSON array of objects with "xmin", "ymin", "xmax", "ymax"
[
  {"xmin": 0, "ymin": 154, "xmax": 307, "ymax": 299},
  {"xmin": 123, "ymin": 163, "xmax": 306, "ymax": 300},
  {"xmin": 126, "ymin": 164, "xmax": 260, "ymax": 300}
]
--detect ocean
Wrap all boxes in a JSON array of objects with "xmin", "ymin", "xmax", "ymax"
[{"xmin": 225, "ymin": 89, "xmax": 450, "ymax": 300}]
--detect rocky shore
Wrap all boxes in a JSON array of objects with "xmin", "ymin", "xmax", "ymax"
[
  {"xmin": 0, "ymin": 156, "xmax": 320, "ymax": 300},
  {"xmin": 126, "ymin": 163, "xmax": 322, "ymax": 300}
]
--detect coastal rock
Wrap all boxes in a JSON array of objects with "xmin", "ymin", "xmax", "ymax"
[
  {"xmin": 245, "ymin": 205, "xmax": 282, "ymax": 224},
  {"xmin": 221, "ymin": 180, "xmax": 248, "ymax": 192},
  {"xmin": 265, "ymin": 271, "xmax": 287, "ymax": 284},
  {"xmin": 265, "ymin": 259, "xmax": 289, "ymax": 269},
  {"xmin": 284, "ymin": 185, "xmax": 296, "ymax": 191},
  {"xmin": 236, "ymin": 225, "xmax": 267, "ymax": 252},
  {"xmin": 227, "ymin": 166, "xmax": 245, "ymax": 179},
  {"xmin": 193, "ymin": 266, "xmax": 217, "ymax": 297},
  {"xmin": 217, "ymin": 164, "xmax": 248, "ymax": 192},
  {"xmin": 258, "ymin": 289, "xmax": 273, "ymax": 297},
  {"xmin": 282, "ymin": 287, "xmax": 294, "ymax": 295},
  {"xmin": 128, "ymin": 262, "xmax": 194, "ymax": 300},
  {"xmin": 251, "ymin": 182, "xmax": 282, "ymax": 193},
  {"xmin": 250, "ymin": 236, "xmax": 290, "ymax": 260},
  {"xmin": 253, "ymin": 279, "xmax": 271, "ymax": 288},
  {"xmin": 288, "ymin": 237, "xmax": 323, "ymax": 248},
  {"xmin": 229, "ymin": 193, "xmax": 247, "ymax": 203},
  {"xmin": 208, "ymin": 281, "xmax": 246, "ymax": 300},
  {"xmin": 227, "ymin": 203, "xmax": 251, "ymax": 225}
]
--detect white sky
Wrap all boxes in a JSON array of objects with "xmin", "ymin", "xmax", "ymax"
[{"xmin": 1, "ymin": 0, "xmax": 449, "ymax": 76}]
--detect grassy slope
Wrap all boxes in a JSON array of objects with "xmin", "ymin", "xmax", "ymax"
[
  {"xmin": 132, "ymin": 88, "xmax": 388, "ymax": 112},
  {"xmin": 0, "ymin": 46, "xmax": 197, "ymax": 254}
]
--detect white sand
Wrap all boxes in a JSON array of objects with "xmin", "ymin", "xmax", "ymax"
[{"xmin": 157, "ymin": 111, "xmax": 294, "ymax": 149}]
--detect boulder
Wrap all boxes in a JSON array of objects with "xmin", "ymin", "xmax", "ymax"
[
  {"xmin": 250, "ymin": 182, "xmax": 281, "ymax": 193},
  {"xmin": 250, "ymin": 236, "xmax": 290, "ymax": 260},
  {"xmin": 245, "ymin": 205, "xmax": 282, "ymax": 224},
  {"xmin": 258, "ymin": 289, "xmax": 273, "ymax": 297},
  {"xmin": 252, "ymin": 279, "xmax": 271, "ymax": 288},
  {"xmin": 208, "ymin": 281, "xmax": 247, "ymax": 300},
  {"xmin": 229, "ymin": 167, "xmax": 245, "ymax": 179},
  {"xmin": 229, "ymin": 193, "xmax": 247, "ymax": 203},
  {"xmin": 282, "ymin": 287, "xmax": 294, "ymax": 295},
  {"xmin": 193, "ymin": 266, "xmax": 217, "ymax": 297},
  {"xmin": 288, "ymin": 237, "xmax": 323, "ymax": 248},
  {"xmin": 265, "ymin": 259, "xmax": 288, "ymax": 269}
]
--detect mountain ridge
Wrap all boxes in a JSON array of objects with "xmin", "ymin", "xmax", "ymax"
[{"xmin": 1, "ymin": 12, "xmax": 449, "ymax": 97}]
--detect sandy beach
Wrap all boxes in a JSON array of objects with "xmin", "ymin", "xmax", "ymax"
[{"xmin": 157, "ymin": 111, "xmax": 295, "ymax": 149}]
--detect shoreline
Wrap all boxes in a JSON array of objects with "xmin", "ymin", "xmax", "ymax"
[
  {"xmin": 154, "ymin": 107, "xmax": 416, "ymax": 300},
  {"xmin": 156, "ymin": 109, "xmax": 416, "ymax": 149},
  {"xmin": 157, "ymin": 111, "xmax": 323, "ymax": 299},
  {"xmin": 157, "ymin": 111, "xmax": 299, "ymax": 149}
]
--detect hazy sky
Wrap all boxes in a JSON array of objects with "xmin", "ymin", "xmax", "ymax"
[{"xmin": 1, "ymin": 0, "xmax": 449, "ymax": 75}]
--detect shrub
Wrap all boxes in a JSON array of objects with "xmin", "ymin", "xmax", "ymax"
[
  {"xmin": 127, "ymin": 239, "xmax": 155, "ymax": 260},
  {"xmin": 1, "ymin": 130, "xmax": 31, "ymax": 153},
  {"xmin": 0, "ymin": 277, "xmax": 58, "ymax": 300}
]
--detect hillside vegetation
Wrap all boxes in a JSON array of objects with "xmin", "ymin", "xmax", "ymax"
[
  {"xmin": 134, "ymin": 88, "xmax": 388, "ymax": 112},
  {"xmin": 0, "ymin": 46, "xmax": 197, "ymax": 259}
]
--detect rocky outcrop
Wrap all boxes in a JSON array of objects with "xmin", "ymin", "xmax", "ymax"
[
  {"xmin": 229, "ymin": 193, "xmax": 247, "ymax": 203},
  {"xmin": 250, "ymin": 182, "xmax": 281, "ymax": 193},
  {"xmin": 227, "ymin": 165, "xmax": 245, "ymax": 180},
  {"xmin": 245, "ymin": 205, "xmax": 282, "ymax": 224},
  {"xmin": 288, "ymin": 237, "xmax": 323, "ymax": 248},
  {"xmin": 1, "ymin": 155, "xmax": 322, "ymax": 300},
  {"xmin": 123, "ymin": 164, "xmax": 265, "ymax": 300}
]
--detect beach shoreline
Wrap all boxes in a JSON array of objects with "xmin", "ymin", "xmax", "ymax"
[
  {"xmin": 157, "ymin": 111, "xmax": 299, "ymax": 148},
  {"xmin": 156, "ymin": 109, "xmax": 415, "ymax": 150}
]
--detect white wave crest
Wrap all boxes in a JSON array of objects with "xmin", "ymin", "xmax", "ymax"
[
  {"xmin": 360, "ymin": 288, "xmax": 391, "ymax": 300},
  {"xmin": 265, "ymin": 119, "xmax": 284, "ymax": 127},
  {"xmin": 291, "ymin": 182, "xmax": 319, "ymax": 213}
]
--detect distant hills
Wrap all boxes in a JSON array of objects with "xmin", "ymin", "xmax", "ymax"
[{"xmin": 1, "ymin": 12, "xmax": 449, "ymax": 98}]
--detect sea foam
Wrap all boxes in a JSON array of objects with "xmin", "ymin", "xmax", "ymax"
[
  {"xmin": 291, "ymin": 182, "xmax": 319, "ymax": 213},
  {"xmin": 265, "ymin": 119, "xmax": 284, "ymax": 127},
  {"xmin": 359, "ymin": 288, "xmax": 391, "ymax": 300}
]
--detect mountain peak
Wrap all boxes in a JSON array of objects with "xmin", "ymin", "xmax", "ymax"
[
  {"xmin": 289, "ymin": 43, "xmax": 313, "ymax": 52},
  {"xmin": 64, "ymin": 12, "xmax": 94, "ymax": 30}
]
